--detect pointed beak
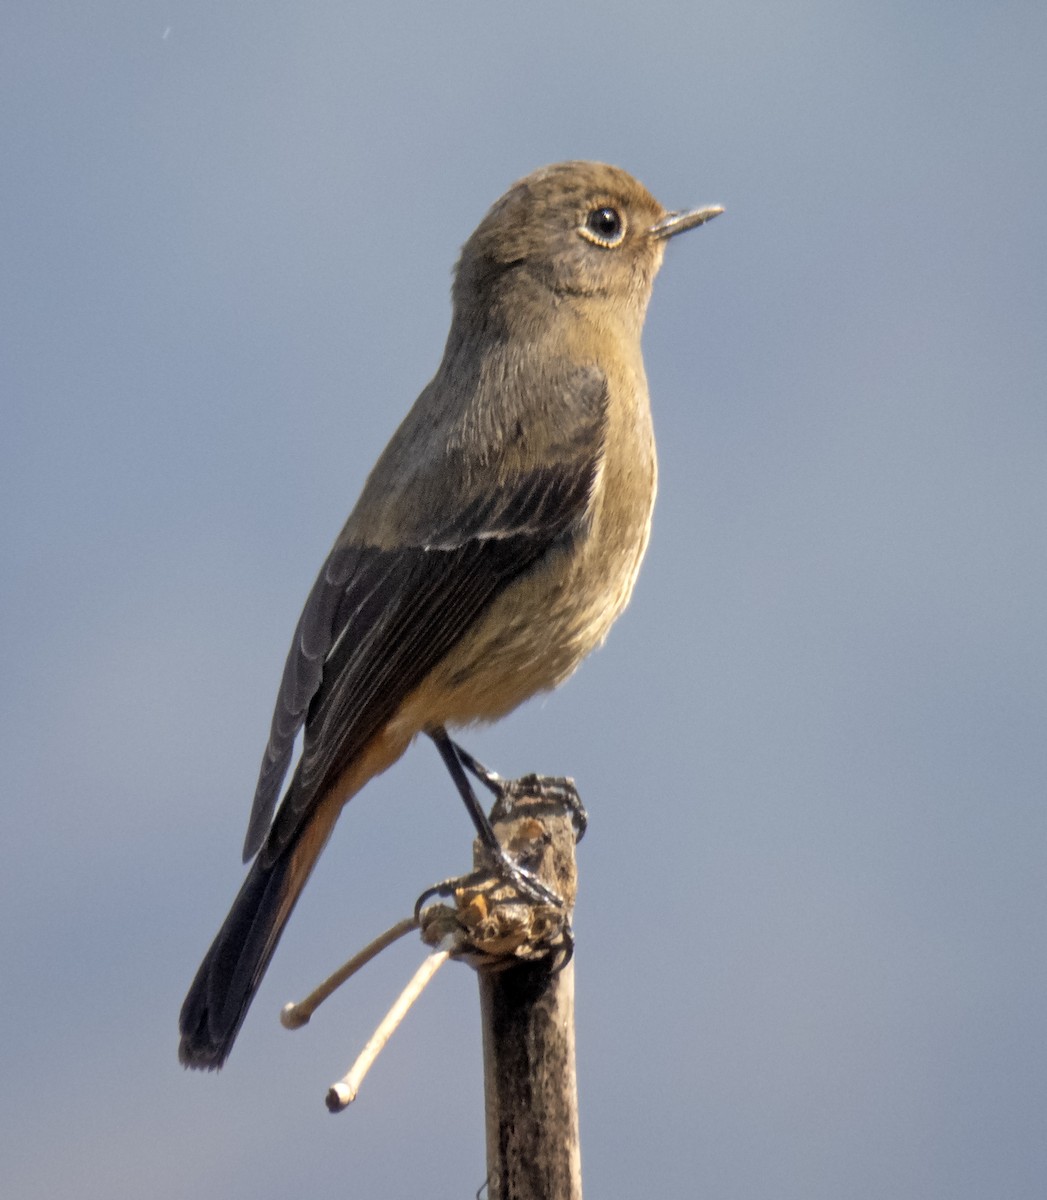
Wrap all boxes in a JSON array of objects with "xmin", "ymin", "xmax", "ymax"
[{"xmin": 650, "ymin": 205, "xmax": 724, "ymax": 240}]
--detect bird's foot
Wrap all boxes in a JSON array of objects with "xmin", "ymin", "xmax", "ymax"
[
  {"xmin": 414, "ymin": 843, "xmax": 563, "ymax": 923},
  {"xmin": 491, "ymin": 773, "xmax": 588, "ymax": 842},
  {"xmin": 450, "ymin": 743, "xmax": 588, "ymax": 842}
]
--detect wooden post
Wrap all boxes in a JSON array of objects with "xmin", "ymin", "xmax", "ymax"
[{"xmin": 476, "ymin": 798, "xmax": 582, "ymax": 1200}]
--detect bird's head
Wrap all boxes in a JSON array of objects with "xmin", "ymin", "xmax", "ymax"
[{"xmin": 453, "ymin": 161, "xmax": 722, "ymax": 330}]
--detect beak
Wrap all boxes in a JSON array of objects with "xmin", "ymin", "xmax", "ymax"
[{"xmin": 650, "ymin": 205, "xmax": 724, "ymax": 240}]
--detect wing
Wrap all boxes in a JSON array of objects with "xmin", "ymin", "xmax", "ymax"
[{"xmin": 242, "ymin": 365, "xmax": 608, "ymax": 863}]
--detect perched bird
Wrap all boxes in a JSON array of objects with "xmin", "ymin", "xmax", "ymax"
[{"xmin": 179, "ymin": 161, "xmax": 722, "ymax": 1069}]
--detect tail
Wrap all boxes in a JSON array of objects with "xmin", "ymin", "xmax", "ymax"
[{"xmin": 178, "ymin": 800, "xmax": 339, "ymax": 1070}]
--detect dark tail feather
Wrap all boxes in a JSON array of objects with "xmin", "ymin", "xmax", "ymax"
[{"xmin": 178, "ymin": 807, "xmax": 334, "ymax": 1070}]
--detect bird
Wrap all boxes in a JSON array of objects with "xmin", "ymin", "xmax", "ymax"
[{"xmin": 178, "ymin": 161, "xmax": 722, "ymax": 1069}]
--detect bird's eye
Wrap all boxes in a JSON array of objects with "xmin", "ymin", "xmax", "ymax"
[{"xmin": 581, "ymin": 206, "xmax": 626, "ymax": 247}]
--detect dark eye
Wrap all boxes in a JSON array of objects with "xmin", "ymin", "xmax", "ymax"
[{"xmin": 581, "ymin": 206, "xmax": 626, "ymax": 247}]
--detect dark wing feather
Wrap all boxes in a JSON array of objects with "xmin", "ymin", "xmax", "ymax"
[
  {"xmin": 243, "ymin": 367, "xmax": 608, "ymax": 864},
  {"xmin": 243, "ymin": 542, "xmax": 365, "ymax": 858}
]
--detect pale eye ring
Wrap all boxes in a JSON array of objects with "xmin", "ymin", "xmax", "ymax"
[{"xmin": 581, "ymin": 205, "xmax": 626, "ymax": 247}]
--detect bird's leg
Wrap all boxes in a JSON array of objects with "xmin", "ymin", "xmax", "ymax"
[
  {"xmin": 449, "ymin": 739, "xmax": 588, "ymax": 841},
  {"xmin": 426, "ymin": 727, "xmax": 563, "ymax": 908}
]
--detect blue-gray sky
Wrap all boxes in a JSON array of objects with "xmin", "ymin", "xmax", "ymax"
[{"xmin": 3, "ymin": 3, "xmax": 1045, "ymax": 1197}]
